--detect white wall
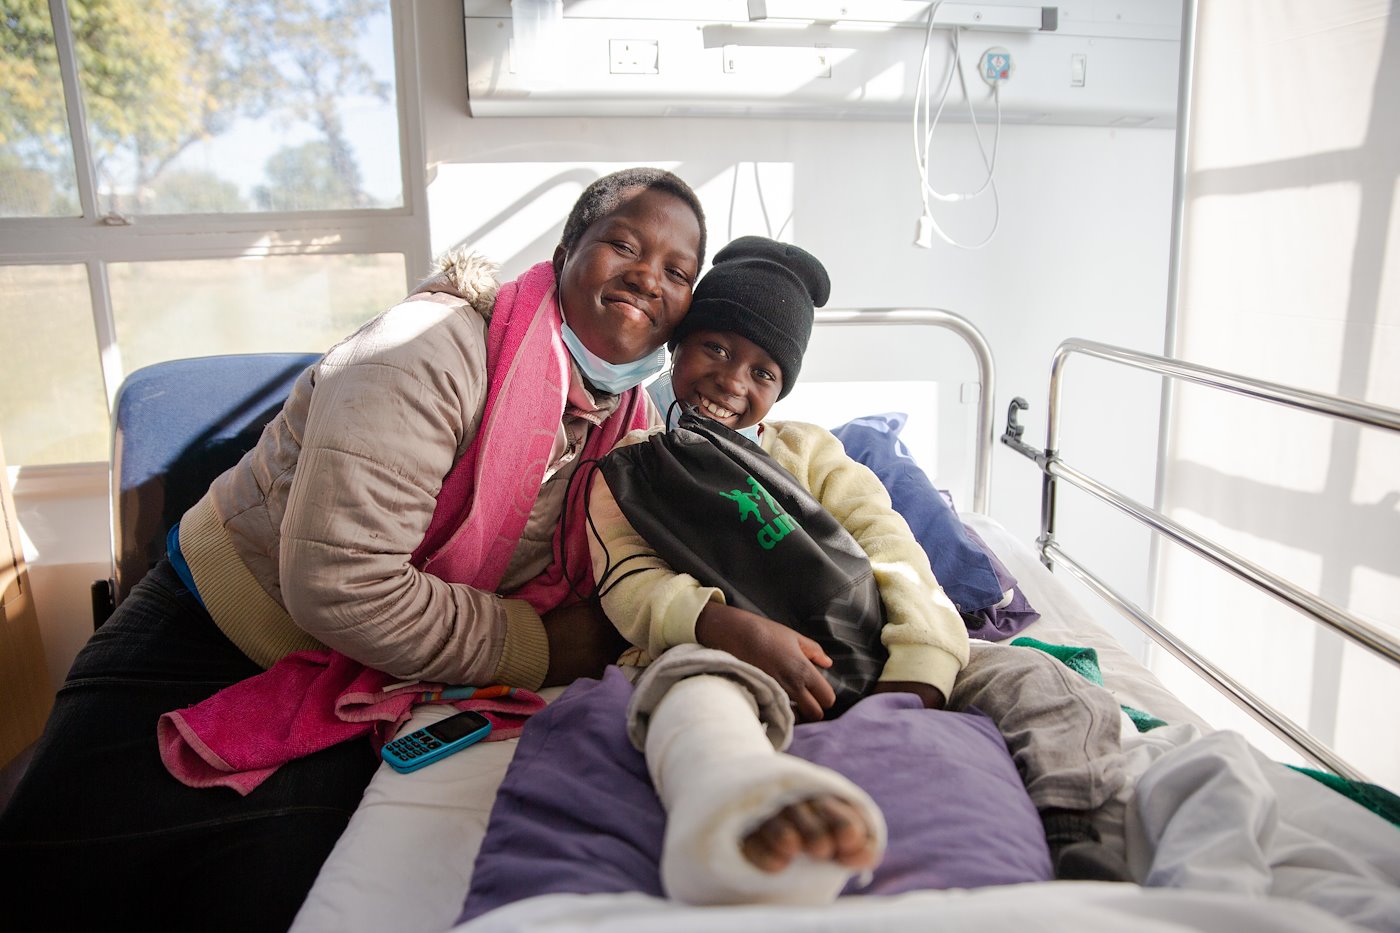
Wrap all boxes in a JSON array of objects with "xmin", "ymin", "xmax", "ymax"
[{"xmin": 1155, "ymin": 0, "xmax": 1399, "ymax": 787}]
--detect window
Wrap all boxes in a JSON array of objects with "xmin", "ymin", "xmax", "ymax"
[
  {"xmin": 0, "ymin": 4, "xmax": 79, "ymax": 218},
  {"xmin": 0, "ymin": 265, "xmax": 106, "ymax": 464},
  {"xmin": 0, "ymin": 0, "xmax": 428, "ymax": 468},
  {"xmin": 109, "ymin": 255, "xmax": 407, "ymax": 374}
]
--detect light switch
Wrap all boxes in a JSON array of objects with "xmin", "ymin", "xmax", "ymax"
[{"xmin": 1070, "ymin": 53, "xmax": 1087, "ymax": 87}]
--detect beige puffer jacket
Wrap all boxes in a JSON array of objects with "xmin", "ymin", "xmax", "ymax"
[{"xmin": 178, "ymin": 249, "xmax": 563, "ymax": 689}]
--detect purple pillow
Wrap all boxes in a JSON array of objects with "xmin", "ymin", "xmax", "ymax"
[
  {"xmin": 460, "ymin": 668, "xmax": 1050, "ymax": 922},
  {"xmin": 960, "ymin": 522, "xmax": 1041, "ymax": 640}
]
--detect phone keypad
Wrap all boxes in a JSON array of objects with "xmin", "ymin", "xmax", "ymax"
[{"xmin": 390, "ymin": 730, "xmax": 442, "ymax": 759}]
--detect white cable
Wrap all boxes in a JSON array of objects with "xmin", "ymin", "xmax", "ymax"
[
  {"xmin": 728, "ymin": 161, "xmax": 792, "ymax": 242},
  {"xmin": 918, "ymin": 87, "xmax": 1002, "ymax": 250},
  {"xmin": 911, "ymin": 1, "xmax": 1003, "ymax": 250},
  {"xmin": 751, "ymin": 161, "xmax": 774, "ymax": 237},
  {"xmin": 917, "ymin": 22, "xmax": 997, "ymax": 202},
  {"xmin": 928, "ymin": 32, "xmax": 1000, "ymax": 202},
  {"xmin": 912, "ymin": 3, "xmax": 956, "ymax": 202}
]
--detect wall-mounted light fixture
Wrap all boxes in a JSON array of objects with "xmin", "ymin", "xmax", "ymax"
[{"xmin": 747, "ymin": 1, "xmax": 1058, "ymax": 32}]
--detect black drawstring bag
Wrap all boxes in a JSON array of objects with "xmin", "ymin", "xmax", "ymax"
[{"xmin": 595, "ymin": 409, "xmax": 888, "ymax": 717}]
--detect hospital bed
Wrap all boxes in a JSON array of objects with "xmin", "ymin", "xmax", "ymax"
[{"xmin": 105, "ymin": 312, "xmax": 1400, "ymax": 932}]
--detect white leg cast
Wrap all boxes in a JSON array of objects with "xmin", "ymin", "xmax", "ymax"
[{"xmin": 645, "ymin": 674, "xmax": 887, "ymax": 906}]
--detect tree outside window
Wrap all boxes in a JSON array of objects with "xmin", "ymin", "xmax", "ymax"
[{"xmin": 0, "ymin": 0, "xmax": 400, "ymax": 218}]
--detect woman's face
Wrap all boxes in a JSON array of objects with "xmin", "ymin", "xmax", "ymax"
[
  {"xmin": 553, "ymin": 187, "xmax": 702, "ymax": 364},
  {"xmin": 669, "ymin": 329, "xmax": 784, "ymax": 431}
]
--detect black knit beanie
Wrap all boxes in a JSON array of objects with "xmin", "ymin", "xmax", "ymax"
[{"xmin": 669, "ymin": 235, "xmax": 830, "ymax": 399}]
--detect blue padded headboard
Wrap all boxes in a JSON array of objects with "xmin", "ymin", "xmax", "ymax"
[{"xmin": 104, "ymin": 352, "xmax": 320, "ymax": 618}]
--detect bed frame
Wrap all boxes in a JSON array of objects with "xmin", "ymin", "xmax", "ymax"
[
  {"xmin": 1000, "ymin": 338, "xmax": 1400, "ymax": 783},
  {"xmin": 82, "ymin": 310, "xmax": 1398, "ymax": 931},
  {"xmin": 813, "ymin": 308, "xmax": 996, "ymax": 514}
]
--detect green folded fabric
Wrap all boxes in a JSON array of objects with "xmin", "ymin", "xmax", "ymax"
[
  {"xmin": 1010, "ymin": 636, "xmax": 1166, "ymax": 733},
  {"xmin": 1288, "ymin": 766, "xmax": 1400, "ymax": 828}
]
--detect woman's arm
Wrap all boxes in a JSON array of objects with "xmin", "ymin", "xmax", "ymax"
[{"xmin": 278, "ymin": 298, "xmax": 543, "ymax": 687}]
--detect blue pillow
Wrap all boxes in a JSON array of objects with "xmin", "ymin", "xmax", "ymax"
[
  {"xmin": 460, "ymin": 668, "xmax": 1050, "ymax": 923},
  {"xmin": 830, "ymin": 413, "xmax": 1006, "ymax": 612}
]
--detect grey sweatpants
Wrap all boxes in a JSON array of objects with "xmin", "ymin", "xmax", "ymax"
[{"xmin": 949, "ymin": 641, "xmax": 1127, "ymax": 813}]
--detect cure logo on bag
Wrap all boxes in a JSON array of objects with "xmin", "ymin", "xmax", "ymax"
[{"xmin": 720, "ymin": 476, "xmax": 799, "ymax": 551}]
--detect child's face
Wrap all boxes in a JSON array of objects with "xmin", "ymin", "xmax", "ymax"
[
  {"xmin": 553, "ymin": 187, "xmax": 702, "ymax": 365},
  {"xmin": 669, "ymin": 329, "xmax": 783, "ymax": 431}
]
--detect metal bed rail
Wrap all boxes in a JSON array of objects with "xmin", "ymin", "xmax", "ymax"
[
  {"xmin": 1002, "ymin": 338, "xmax": 1400, "ymax": 783},
  {"xmin": 815, "ymin": 309, "xmax": 995, "ymax": 515}
]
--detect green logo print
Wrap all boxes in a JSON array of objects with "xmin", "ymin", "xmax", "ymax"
[{"xmin": 719, "ymin": 476, "xmax": 799, "ymax": 551}]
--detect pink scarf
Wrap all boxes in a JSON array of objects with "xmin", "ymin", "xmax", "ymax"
[{"xmin": 411, "ymin": 261, "xmax": 650, "ymax": 613}]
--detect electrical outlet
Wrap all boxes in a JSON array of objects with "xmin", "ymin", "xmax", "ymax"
[
  {"xmin": 609, "ymin": 39, "xmax": 658, "ymax": 75},
  {"xmin": 979, "ymin": 47, "xmax": 1013, "ymax": 86}
]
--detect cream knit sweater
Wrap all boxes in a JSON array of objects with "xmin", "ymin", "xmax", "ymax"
[{"xmin": 586, "ymin": 419, "xmax": 970, "ymax": 699}]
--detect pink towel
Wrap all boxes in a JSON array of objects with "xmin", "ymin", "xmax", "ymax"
[
  {"xmin": 411, "ymin": 260, "xmax": 650, "ymax": 614},
  {"xmin": 157, "ymin": 649, "xmax": 546, "ymax": 796}
]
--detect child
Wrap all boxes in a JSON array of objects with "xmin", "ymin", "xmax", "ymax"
[
  {"xmin": 587, "ymin": 236, "xmax": 1129, "ymax": 905},
  {"xmin": 0, "ymin": 168, "xmax": 706, "ymax": 928}
]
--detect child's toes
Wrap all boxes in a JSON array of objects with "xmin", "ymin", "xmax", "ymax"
[
  {"xmin": 816, "ymin": 798, "xmax": 878, "ymax": 868},
  {"xmin": 742, "ymin": 812, "xmax": 803, "ymax": 872},
  {"xmin": 741, "ymin": 796, "xmax": 880, "ymax": 873},
  {"xmin": 785, "ymin": 800, "xmax": 838, "ymax": 861}
]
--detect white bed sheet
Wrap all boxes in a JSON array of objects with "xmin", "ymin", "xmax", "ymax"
[
  {"xmin": 450, "ymin": 883, "xmax": 1363, "ymax": 933},
  {"xmin": 291, "ymin": 514, "xmax": 1237, "ymax": 933},
  {"xmin": 960, "ymin": 513, "xmax": 1210, "ymax": 733},
  {"xmin": 292, "ymin": 691, "xmax": 564, "ymax": 933}
]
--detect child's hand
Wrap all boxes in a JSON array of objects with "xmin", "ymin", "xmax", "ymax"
[
  {"xmin": 694, "ymin": 604, "xmax": 835, "ymax": 721},
  {"xmin": 872, "ymin": 681, "xmax": 946, "ymax": 710}
]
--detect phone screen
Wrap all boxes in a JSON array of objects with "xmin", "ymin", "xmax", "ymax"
[{"xmin": 424, "ymin": 711, "xmax": 491, "ymax": 743}]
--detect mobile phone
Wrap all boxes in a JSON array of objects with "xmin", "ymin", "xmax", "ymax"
[{"xmin": 381, "ymin": 709, "xmax": 492, "ymax": 773}]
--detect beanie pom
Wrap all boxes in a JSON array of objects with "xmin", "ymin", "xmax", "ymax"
[{"xmin": 710, "ymin": 236, "xmax": 831, "ymax": 308}]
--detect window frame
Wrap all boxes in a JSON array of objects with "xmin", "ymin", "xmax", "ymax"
[{"xmin": 0, "ymin": 0, "xmax": 430, "ymax": 477}]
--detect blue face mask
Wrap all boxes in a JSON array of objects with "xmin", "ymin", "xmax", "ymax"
[
  {"xmin": 560, "ymin": 320, "xmax": 667, "ymax": 396},
  {"xmin": 648, "ymin": 373, "xmax": 762, "ymax": 443}
]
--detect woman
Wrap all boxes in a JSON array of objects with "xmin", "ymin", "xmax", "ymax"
[{"xmin": 0, "ymin": 167, "xmax": 707, "ymax": 931}]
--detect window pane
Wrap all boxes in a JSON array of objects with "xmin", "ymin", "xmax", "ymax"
[
  {"xmin": 0, "ymin": 2, "xmax": 82, "ymax": 218},
  {"xmin": 72, "ymin": 0, "xmax": 403, "ymax": 216},
  {"xmin": 109, "ymin": 253, "xmax": 407, "ymax": 374},
  {"xmin": 0, "ymin": 265, "xmax": 108, "ymax": 464}
]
